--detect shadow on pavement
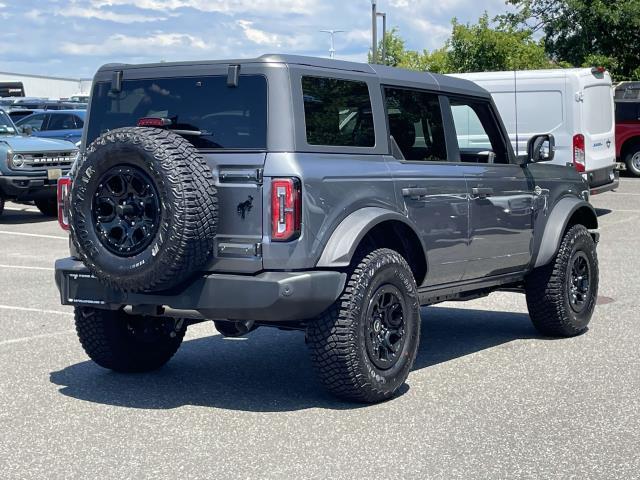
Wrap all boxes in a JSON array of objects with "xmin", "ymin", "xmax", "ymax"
[
  {"xmin": 50, "ymin": 306, "xmax": 540, "ymax": 412},
  {"xmin": 0, "ymin": 208, "xmax": 51, "ymax": 225},
  {"xmin": 594, "ymin": 208, "xmax": 613, "ymax": 217}
]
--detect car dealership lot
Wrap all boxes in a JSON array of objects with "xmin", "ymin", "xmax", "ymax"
[{"xmin": 0, "ymin": 182, "xmax": 639, "ymax": 479}]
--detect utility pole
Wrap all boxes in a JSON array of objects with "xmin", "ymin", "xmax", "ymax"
[
  {"xmin": 371, "ymin": 1, "xmax": 378, "ymax": 64},
  {"xmin": 371, "ymin": 1, "xmax": 387, "ymax": 65},
  {"xmin": 320, "ymin": 30, "xmax": 345, "ymax": 59}
]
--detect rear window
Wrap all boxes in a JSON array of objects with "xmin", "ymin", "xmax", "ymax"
[
  {"xmin": 615, "ymin": 102, "xmax": 640, "ymax": 123},
  {"xmin": 87, "ymin": 75, "xmax": 267, "ymax": 149},
  {"xmin": 302, "ymin": 76, "xmax": 375, "ymax": 147},
  {"xmin": 584, "ymin": 85, "xmax": 613, "ymax": 135}
]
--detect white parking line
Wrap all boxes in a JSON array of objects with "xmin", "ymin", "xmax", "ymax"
[
  {"xmin": 0, "ymin": 264, "xmax": 54, "ymax": 271},
  {"xmin": 0, "ymin": 330, "xmax": 76, "ymax": 346},
  {"xmin": 4, "ymin": 207, "xmax": 41, "ymax": 213},
  {"xmin": 0, "ymin": 230, "xmax": 67, "ymax": 240},
  {"xmin": 0, "ymin": 304, "xmax": 73, "ymax": 316}
]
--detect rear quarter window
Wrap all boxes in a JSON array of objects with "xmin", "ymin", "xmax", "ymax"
[{"xmin": 301, "ymin": 76, "xmax": 375, "ymax": 147}]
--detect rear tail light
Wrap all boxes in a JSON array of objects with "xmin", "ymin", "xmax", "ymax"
[
  {"xmin": 57, "ymin": 176, "xmax": 72, "ymax": 231},
  {"xmin": 573, "ymin": 134, "xmax": 586, "ymax": 173},
  {"xmin": 271, "ymin": 178, "xmax": 301, "ymax": 242}
]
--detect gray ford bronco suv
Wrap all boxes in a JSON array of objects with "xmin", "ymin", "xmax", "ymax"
[{"xmin": 55, "ymin": 55, "xmax": 599, "ymax": 403}]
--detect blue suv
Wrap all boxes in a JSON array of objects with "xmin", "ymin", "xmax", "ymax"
[{"xmin": 16, "ymin": 110, "xmax": 85, "ymax": 145}]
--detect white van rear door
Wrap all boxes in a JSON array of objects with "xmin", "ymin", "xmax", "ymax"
[{"xmin": 582, "ymin": 83, "xmax": 616, "ymax": 172}]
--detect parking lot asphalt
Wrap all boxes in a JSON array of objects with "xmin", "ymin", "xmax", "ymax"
[{"xmin": 1, "ymin": 180, "xmax": 639, "ymax": 480}]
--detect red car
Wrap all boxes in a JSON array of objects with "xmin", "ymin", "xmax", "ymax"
[{"xmin": 615, "ymin": 83, "xmax": 640, "ymax": 177}]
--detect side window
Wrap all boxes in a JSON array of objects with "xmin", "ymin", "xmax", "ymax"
[
  {"xmin": 383, "ymin": 87, "xmax": 447, "ymax": 161},
  {"xmin": 74, "ymin": 115, "xmax": 84, "ymax": 128},
  {"xmin": 449, "ymin": 99, "xmax": 509, "ymax": 164},
  {"xmin": 47, "ymin": 114, "xmax": 78, "ymax": 131},
  {"xmin": 20, "ymin": 114, "xmax": 47, "ymax": 132},
  {"xmin": 301, "ymin": 76, "xmax": 375, "ymax": 147}
]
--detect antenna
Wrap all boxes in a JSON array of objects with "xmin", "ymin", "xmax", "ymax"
[{"xmin": 514, "ymin": 70, "xmax": 519, "ymax": 158}]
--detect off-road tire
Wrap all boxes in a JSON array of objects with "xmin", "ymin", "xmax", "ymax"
[
  {"xmin": 35, "ymin": 198, "xmax": 58, "ymax": 217},
  {"xmin": 624, "ymin": 146, "xmax": 640, "ymax": 177},
  {"xmin": 307, "ymin": 248, "xmax": 420, "ymax": 403},
  {"xmin": 525, "ymin": 224, "xmax": 598, "ymax": 337},
  {"xmin": 75, "ymin": 307, "xmax": 186, "ymax": 372},
  {"xmin": 70, "ymin": 127, "xmax": 217, "ymax": 292}
]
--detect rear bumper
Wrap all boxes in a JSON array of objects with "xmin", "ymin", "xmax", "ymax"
[
  {"xmin": 55, "ymin": 258, "xmax": 346, "ymax": 322},
  {"xmin": 587, "ymin": 167, "xmax": 618, "ymax": 195},
  {"xmin": 0, "ymin": 174, "xmax": 59, "ymax": 200}
]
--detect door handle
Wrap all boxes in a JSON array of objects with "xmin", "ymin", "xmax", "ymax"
[
  {"xmin": 402, "ymin": 187, "xmax": 428, "ymax": 200},
  {"xmin": 471, "ymin": 187, "xmax": 494, "ymax": 198}
]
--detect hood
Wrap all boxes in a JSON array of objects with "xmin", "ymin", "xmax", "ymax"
[{"xmin": 0, "ymin": 135, "xmax": 77, "ymax": 153}]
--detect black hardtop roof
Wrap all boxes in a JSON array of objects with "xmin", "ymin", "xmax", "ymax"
[{"xmin": 97, "ymin": 54, "xmax": 489, "ymax": 99}]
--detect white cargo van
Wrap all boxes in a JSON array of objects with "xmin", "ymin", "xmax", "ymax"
[{"xmin": 451, "ymin": 68, "xmax": 618, "ymax": 194}]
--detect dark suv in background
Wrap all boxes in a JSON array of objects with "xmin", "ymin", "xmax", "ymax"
[{"xmin": 56, "ymin": 55, "xmax": 600, "ymax": 403}]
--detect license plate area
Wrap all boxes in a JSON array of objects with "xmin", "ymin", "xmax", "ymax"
[
  {"xmin": 47, "ymin": 168, "xmax": 62, "ymax": 181},
  {"xmin": 64, "ymin": 272, "xmax": 108, "ymax": 306}
]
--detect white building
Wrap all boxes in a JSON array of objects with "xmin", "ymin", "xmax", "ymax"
[{"xmin": 0, "ymin": 71, "xmax": 93, "ymax": 99}]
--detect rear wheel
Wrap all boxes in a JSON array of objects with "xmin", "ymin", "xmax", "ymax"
[
  {"xmin": 35, "ymin": 197, "xmax": 58, "ymax": 217},
  {"xmin": 624, "ymin": 146, "xmax": 640, "ymax": 177},
  {"xmin": 307, "ymin": 248, "xmax": 420, "ymax": 403},
  {"xmin": 75, "ymin": 307, "xmax": 186, "ymax": 372},
  {"xmin": 525, "ymin": 224, "xmax": 598, "ymax": 337}
]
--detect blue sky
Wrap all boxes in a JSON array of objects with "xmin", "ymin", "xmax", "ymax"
[{"xmin": 0, "ymin": 0, "xmax": 509, "ymax": 78}]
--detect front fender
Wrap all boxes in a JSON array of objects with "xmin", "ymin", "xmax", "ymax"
[
  {"xmin": 533, "ymin": 196, "xmax": 598, "ymax": 269},
  {"xmin": 316, "ymin": 207, "xmax": 419, "ymax": 268}
]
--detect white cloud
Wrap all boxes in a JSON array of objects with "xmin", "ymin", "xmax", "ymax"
[
  {"xmin": 236, "ymin": 20, "xmax": 301, "ymax": 48},
  {"xmin": 57, "ymin": 6, "xmax": 167, "ymax": 23},
  {"xmin": 93, "ymin": 0, "xmax": 323, "ymax": 15},
  {"xmin": 61, "ymin": 32, "xmax": 209, "ymax": 56}
]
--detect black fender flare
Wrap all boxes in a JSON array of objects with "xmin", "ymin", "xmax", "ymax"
[
  {"xmin": 533, "ymin": 197, "xmax": 598, "ymax": 269},
  {"xmin": 316, "ymin": 207, "xmax": 424, "ymax": 268}
]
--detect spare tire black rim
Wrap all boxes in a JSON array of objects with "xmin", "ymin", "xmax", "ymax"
[
  {"xmin": 365, "ymin": 285, "xmax": 407, "ymax": 370},
  {"xmin": 92, "ymin": 165, "xmax": 161, "ymax": 257}
]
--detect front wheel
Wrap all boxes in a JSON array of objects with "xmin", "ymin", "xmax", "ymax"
[
  {"xmin": 307, "ymin": 248, "xmax": 421, "ymax": 403},
  {"xmin": 525, "ymin": 224, "xmax": 599, "ymax": 337},
  {"xmin": 75, "ymin": 307, "xmax": 186, "ymax": 372}
]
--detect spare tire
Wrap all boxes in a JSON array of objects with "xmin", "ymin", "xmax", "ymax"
[{"xmin": 70, "ymin": 127, "xmax": 217, "ymax": 292}]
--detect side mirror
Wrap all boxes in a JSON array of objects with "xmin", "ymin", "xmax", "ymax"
[
  {"xmin": 527, "ymin": 134, "xmax": 555, "ymax": 163},
  {"xmin": 22, "ymin": 125, "xmax": 33, "ymax": 136}
]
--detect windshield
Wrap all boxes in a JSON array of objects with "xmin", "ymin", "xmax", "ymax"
[
  {"xmin": 87, "ymin": 75, "xmax": 268, "ymax": 149},
  {"xmin": 0, "ymin": 110, "xmax": 17, "ymax": 135}
]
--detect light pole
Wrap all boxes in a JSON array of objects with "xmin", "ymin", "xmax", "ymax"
[{"xmin": 320, "ymin": 29, "xmax": 345, "ymax": 59}]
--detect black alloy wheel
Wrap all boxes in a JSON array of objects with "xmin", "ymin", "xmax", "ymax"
[
  {"xmin": 92, "ymin": 165, "xmax": 161, "ymax": 257},
  {"xmin": 568, "ymin": 251, "xmax": 591, "ymax": 314},
  {"xmin": 365, "ymin": 285, "xmax": 407, "ymax": 370}
]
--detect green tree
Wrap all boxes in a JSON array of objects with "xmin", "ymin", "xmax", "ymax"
[
  {"xmin": 501, "ymin": 0, "xmax": 640, "ymax": 80},
  {"xmin": 369, "ymin": 14, "xmax": 555, "ymax": 74},
  {"xmin": 446, "ymin": 13, "xmax": 553, "ymax": 72}
]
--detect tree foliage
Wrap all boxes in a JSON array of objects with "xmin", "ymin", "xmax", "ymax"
[
  {"xmin": 370, "ymin": 13, "xmax": 554, "ymax": 73},
  {"xmin": 501, "ymin": 0, "xmax": 640, "ymax": 80}
]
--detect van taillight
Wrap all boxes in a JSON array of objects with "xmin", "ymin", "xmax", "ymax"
[
  {"xmin": 57, "ymin": 176, "xmax": 72, "ymax": 231},
  {"xmin": 271, "ymin": 178, "xmax": 301, "ymax": 242},
  {"xmin": 573, "ymin": 134, "xmax": 586, "ymax": 173}
]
